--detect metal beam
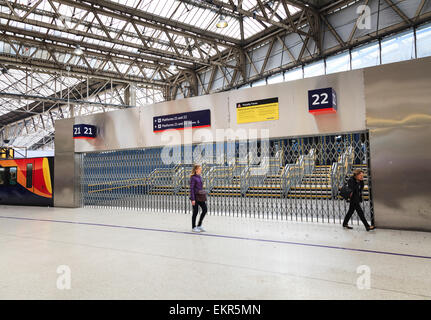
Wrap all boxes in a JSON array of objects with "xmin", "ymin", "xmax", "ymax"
[
  {"xmin": 384, "ymin": 0, "xmax": 412, "ymax": 25},
  {"xmin": 207, "ymin": 0, "xmax": 314, "ymax": 38}
]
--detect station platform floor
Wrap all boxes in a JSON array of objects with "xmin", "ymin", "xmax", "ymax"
[{"xmin": 0, "ymin": 206, "xmax": 430, "ymax": 300}]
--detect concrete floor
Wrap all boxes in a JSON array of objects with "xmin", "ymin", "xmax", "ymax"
[{"xmin": 0, "ymin": 206, "xmax": 430, "ymax": 300}]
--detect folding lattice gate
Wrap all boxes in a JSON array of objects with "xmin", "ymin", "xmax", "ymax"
[{"xmin": 78, "ymin": 131, "xmax": 374, "ymax": 225}]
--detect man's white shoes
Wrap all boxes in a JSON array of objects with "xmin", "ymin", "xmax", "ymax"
[{"xmin": 197, "ymin": 226, "xmax": 206, "ymax": 232}]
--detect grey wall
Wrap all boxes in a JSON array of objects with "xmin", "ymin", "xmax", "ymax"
[
  {"xmin": 364, "ymin": 57, "xmax": 431, "ymax": 232},
  {"xmin": 54, "ymin": 118, "xmax": 80, "ymax": 208}
]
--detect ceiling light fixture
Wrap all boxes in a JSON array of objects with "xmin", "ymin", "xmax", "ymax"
[
  {"xmin": 216, "ymin": 15, "xmax": 228, "ymax": 28},
  {"xmin": 74, "ymin": 45, "xmax": 83, "ymax": 55}
]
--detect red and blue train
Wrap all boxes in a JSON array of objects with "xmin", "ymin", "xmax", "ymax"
[{"xmin": 0, "ymin": 157, "xmax": 54, "ymax": 206}]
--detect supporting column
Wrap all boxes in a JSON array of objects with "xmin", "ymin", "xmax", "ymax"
[{"xmin": 54, "ymin": 118, "xmax": 80, "ymax": 208}]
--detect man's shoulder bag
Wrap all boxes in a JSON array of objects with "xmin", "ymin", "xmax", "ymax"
[{"xmin": 339, "ymin": 183, "xmax": 352, "ymax": 200}]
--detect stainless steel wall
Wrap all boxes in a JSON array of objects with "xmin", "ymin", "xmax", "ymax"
[
  {"xmin": 365, "ymin": 57, "xmax": 431, "ymax": 232},
  {"xmin": 73, "ymin": 69, "xmax": 366, "ymax": 152},
  {"xmin": 54, "ymin": 118, "xmax": 80, "ymax": 208}
]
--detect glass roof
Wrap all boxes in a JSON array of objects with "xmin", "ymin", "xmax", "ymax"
[
  {"xmin": 0, "ymin": 0, "xmax": 303, "ymax": 149},
  {"xmin": 0, "ymin": 68, "xmax": 164, "ymax": 148},
  {"xmin": 109, "ymin": 0, "xmax": 301, "ymax": 40}
]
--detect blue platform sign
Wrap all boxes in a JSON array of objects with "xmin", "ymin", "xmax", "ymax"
[
  {"xmin": 153, "ymin": 109, "xmax": 211, "ymax": 132},
  {"xmin": 308, "ymin": 87, "xmax": 337, "ymax": 114},
  {"xmin": 73, "ymin": 124, "xmax": 97, "ymax": 139}
]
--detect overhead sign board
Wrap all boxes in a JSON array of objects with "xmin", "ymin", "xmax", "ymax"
[
  {"xmin": 308, "ymin": 88, "xmax": 337, "ymax": 114},
  {"xmin": 73, "ymin": 124, "xmax": 97, "ymax": 139},
  {"xmin": 153, "ymin": 109, "xmax": 211, "ymax": 132},
  {"xmin": 236, "ymin": 97, "xmax": 279, "ymax": 124}
]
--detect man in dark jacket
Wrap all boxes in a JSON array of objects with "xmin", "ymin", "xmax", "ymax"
[{"xmin": 342, "ymin": 169, "xmax": 375, "ymax": 231}]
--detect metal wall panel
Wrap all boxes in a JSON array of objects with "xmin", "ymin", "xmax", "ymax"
[
  {"xmin": 54, "ymin": 116, "xmax": 74, "ymax": 153},
  {"xmin": 365, "ymin": 56, "xmax": 431, "ymax": 231},
  {"xmin": 369, "ymin": 125, "xmax": 431, "ymax": 231},
  {"xmin": 54, "ymin": 117, "xmax": 79, "ymax": 207},
  {"xmin": 73, "ymin": 69, "xmax": 366, "ymax": 153},
  {"xmin": 54, "ymin": 152, "xmax": 79, "ymax": 207}
]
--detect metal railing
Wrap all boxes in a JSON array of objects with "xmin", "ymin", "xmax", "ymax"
[
  {"xmin": 330, "ymin": 146, "xmax": 354, "ymax": 197},
  {"xmin": 204, "ymin": 162, "xmax": 235, "ymax": 192}
]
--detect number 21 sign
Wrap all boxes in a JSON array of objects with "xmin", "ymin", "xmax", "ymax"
[
  {"xmin": 73, "ymin": 124, "xmax": 97, "ymax": 139},
  {"xmin": 308, "ymin": 88, "xmax": 337, "ymax": 114}
]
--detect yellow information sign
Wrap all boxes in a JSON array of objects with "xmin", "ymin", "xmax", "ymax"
[{"xmin": 236, "ymin": 98, "xmax": 279, "ymax": 124}]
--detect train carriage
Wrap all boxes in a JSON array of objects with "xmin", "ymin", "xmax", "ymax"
[{"xmin": 0, "ymin": 157, "xmax": 54, "ymax": 206}]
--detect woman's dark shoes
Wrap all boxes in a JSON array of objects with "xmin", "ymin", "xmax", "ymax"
[
  {"xmin": 366, "ymin": 226, "xmax": 376, "ymax": 231},
  {"xmin": 343, "ymin": 225, "xmax": 353, "ymax": 229}
]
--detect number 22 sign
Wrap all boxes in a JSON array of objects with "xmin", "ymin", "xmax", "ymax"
[{"xmin": 308, "ymin": 88, "xmax": 337, "ymax": 114}]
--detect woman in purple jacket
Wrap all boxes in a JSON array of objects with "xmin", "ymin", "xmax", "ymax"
[{"xmin": 189, "ymin": 164, "xmax": 208, "ymax": 232}]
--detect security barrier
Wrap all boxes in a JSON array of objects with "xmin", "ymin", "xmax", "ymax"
[{"xmin": 78, "ymin": 132, "xmax": 373, "ymax": 225}]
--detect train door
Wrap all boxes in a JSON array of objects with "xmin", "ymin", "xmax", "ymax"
[
  {"xmin": 0, "ymin": 166, "xmax": 6, "ymax": 188},
  {"xmin": 26, "ymin": 160, "xmax": 34, "ymax": 193}
]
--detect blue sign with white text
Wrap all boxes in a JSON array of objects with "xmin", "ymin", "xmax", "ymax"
[
  {"xmin": 153, "ymin": 109, "xmax": 211, "ymax": 132},
  {"xmin": 308, "ymin": 88, "xmax": 337, "ymax": 114}
]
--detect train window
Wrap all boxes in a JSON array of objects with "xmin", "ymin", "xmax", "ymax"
[
  {"xmin": 9, "ymin": 167, "xmax": 17, "ymax": 185},
  {"xmin": 0, "ymin": 167, "xmax": 5, "ymax": 185},
  {"xmin": 26, "ymin": 163, "xmax": 33, "ymax": 188}
]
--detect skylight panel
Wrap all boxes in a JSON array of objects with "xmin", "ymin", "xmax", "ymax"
[
  {"xmin": 159, "ymin": 0, "xmax": 174, "ymax": 17},
  {"xmin": 175, "ymin": 36, "xmax": 187, "ymax": 46},
  {"xmin": 224, "ymin": 23, "xmax": 241, "ymax": 39},
  {"xmin": 200, "ymin": 11, "xmax": 217, "ymax": 33},
  {"xmin": 40, "ymin": 0, "xmax": 54, "ymax": 13},
  {"xmin": 183, "ymin": 7, "xmax": 205, "ymax": 27},
  {"xmin": 57, "ymin": 4, "xmax": 70, "ymax": 17},
  {"xmin": 190, "ymin": 9, "xmax": 209, "ymax": 29},
  {"xmin": 170, "ymin": 2, "xmax": 190, "ymax": 21},
  {"xmin": 241, "ymin": 0, "xmax": 256, "ymax": 11},
  {"xmin": 151, "ymin": 0, "xmax": 169, "ymax": 16},
  {"xmin": 147, "ymin": 0, "xmax": 161, "ymax": 15},
  {"xmin": 288, "ymin": 4, "xmax": 301, "ymax": 15},
  {"xmin": 136, "ymin": 0, "xmax": 154, "ymax": 11}
]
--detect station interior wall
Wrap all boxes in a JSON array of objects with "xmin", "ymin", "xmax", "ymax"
[
  {"xmin": 55, "ymin": 56, "xmax": 431, "ymax": 232},
  {"xmin": 73, "ymin": 69, "xmax": 366, "ymax": 152}
]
